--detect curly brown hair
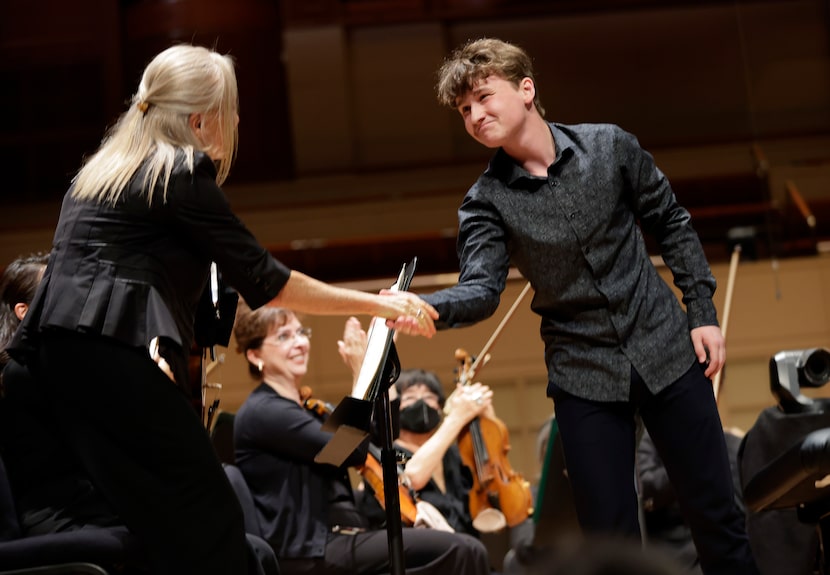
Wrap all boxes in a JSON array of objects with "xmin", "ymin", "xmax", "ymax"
[{"xmin": 435, "ymin": 37, "xmax": 545, "ymax": 117}]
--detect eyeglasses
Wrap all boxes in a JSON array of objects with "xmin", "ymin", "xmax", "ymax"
[{"xmin": 262, "ymin": 327, "xmax": 312, "ymax": 347}]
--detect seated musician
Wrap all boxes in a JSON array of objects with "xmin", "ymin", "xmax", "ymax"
[
  {"xmin": 231, "ymin": 300, "xmax": 490, "ymax": 575},
  {"xmin": 0, "ymin": 253, "xmax": 123, "ymax": 536},
  {"xmin": 361, "ymin": 368, "xmax": 495, "ymax": 537}
]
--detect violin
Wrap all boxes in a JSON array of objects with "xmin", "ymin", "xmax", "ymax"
[
  {"xmin": 454, "ymin": 348, "xmax": 533, "ymax": 528},
  {"xmin": 360, "ymin": 443, "xmax": 419, "ymax": 527},
  {"xmin": 300, "ymin": 386, "xmax": 418, "ymax": 526}
]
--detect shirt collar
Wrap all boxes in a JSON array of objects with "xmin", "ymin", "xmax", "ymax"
[{"xmin": 485, "ymin": 122, "xmax": 575, "ymax": 186}]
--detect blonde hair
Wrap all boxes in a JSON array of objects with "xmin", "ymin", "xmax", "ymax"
[
  {"xmin": 72, "ymin": 44, "xmax": 239, "ymax": 205},
  {"xmin": 436, "ymin": 37, "xmax": 545, "ymax": 117}
]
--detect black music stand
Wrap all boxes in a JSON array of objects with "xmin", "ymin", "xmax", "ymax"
[{"xmin": 315, "ymin": 259, "xmax": 418, "ymax": 575}]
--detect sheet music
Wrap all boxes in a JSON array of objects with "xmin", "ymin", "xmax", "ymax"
[
  {"xmin": 351, "ymin": 267, "xmax": 404, "ymax": 400},
  {"xmin": 315, "ymin": 259, "xmax": 416, "ymax": 468}
]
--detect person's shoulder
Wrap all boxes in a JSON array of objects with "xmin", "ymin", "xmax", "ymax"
[
  {"xmin": 1, "ymin": 357, "xmax": 27, "ymax": 384},
  {"xmin": 555, "ymin": 122, "xmax": 631, "ymax": 140},
  {"xmin": 239, "ymin": 382, "xmax": 277, "ymax": 403},
  {"xmin": 239, "ymin": 385, "xmax": 304, "ymax": 414},
  {"xmin": 0, "ymin": 357, "xmax": 35, "ymax": 398},
  {"xmin": 192, "ymin": 150, "xmax": 218, "ymax": 173},
  {"xmin": 236, "ymin": 384, "xmax": 278, "ymax": 422},
  {"xmin": 153, "ymin": 149, "xmax": 212, "ymax": 186},
  {"xmin": 164, "ymin": 150, "xmax": 223, "ymax": 203},
  {"xmin": 169, "ymin": 150, "xmax": 216, "ymax": 178},
  {"xmin": 556, "ymin": 123, "xmax": 642, "ymax": 157}
]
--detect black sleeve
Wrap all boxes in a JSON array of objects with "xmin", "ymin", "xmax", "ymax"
[{"xmin": 241, "ymin": 392, "xmax": 368, "ymax": 469}]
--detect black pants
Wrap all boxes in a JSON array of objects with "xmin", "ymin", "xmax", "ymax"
[
  {"xmin": 278, "ymin": 527, "xmax": 490, "ymax": 575},
  {"xmin": 550, "ymin": 361, "xmax": 759, "ymax": 575},
  {"xmin": 37, "ymin": 330, "xmax": 250, "ymax": 575}
]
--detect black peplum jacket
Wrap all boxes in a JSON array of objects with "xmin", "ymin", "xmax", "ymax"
[{"xmin": 9, "ymin": 151, "xmax": 290, "ymax": 381}]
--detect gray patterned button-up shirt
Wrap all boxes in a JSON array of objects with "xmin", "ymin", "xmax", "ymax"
[{"xmin": 423, "ymin": 122, "xmax": 718, "ymax": 402}]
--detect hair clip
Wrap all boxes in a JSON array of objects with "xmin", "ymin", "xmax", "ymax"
[{"xmin": 136, "ymin": 101, "xmax": 149, "ymax": 114}]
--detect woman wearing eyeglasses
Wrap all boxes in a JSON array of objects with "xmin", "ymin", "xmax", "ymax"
[{"xmin": 232, "ymin": 299, "xmax": 490, "ymax": 575}]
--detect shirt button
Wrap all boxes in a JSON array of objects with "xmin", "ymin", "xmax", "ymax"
[
  {"xmin": 569, "ymin": 212, "xmax": 577, "ymax": 219},
  {"xmin": 553, "ymin": 179, "xmax": 560, "ymax": 187}
]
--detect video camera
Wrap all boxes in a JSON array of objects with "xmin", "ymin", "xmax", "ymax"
[{"xmin": 770, "ymin": 348, "xmax": 830, "ymax": 413}]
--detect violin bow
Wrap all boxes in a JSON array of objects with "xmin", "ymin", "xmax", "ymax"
[
  {"xmin": 712, "ymin": 244, "xmax": 741, "ymax": 401},
  {"xmin": 467, "ymin": 281, "xmax": 533, "ymax": 380}
]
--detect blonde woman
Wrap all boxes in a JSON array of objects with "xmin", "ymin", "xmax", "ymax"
[{"xmin": 8, "ymin": 44, "xmax": 436, "ymax": 575}]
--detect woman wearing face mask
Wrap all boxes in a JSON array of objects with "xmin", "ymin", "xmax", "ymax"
[
  {"xmin": 232, "ymin": 301, "xmax": 491, "ymax": 575},
  {"xmin": 390, "ymin": 369, "xmax": 494, "ymax": 537}
]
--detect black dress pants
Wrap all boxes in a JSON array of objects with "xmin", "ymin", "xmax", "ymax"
[
  {"xmin": 550, "ymin": 361, "xmax": 759, "ymax": 575},
  {"xmin": 278, "ymin": 527, "xmax": 490, "ymax": 575},
  {"xmin": 37, "ymin": 330, "xmax": 250, "ymax": 575}
]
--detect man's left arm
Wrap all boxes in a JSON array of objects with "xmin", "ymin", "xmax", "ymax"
[{"xmin": 622, "ymin": 129, "xmax": 723, "ymax": 376}]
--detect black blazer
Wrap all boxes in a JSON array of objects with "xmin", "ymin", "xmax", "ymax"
[{"xmin": 11, "ymin": 151, "xmax": 290, "ymax": 373}]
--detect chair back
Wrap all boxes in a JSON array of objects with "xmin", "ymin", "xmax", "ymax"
[
  {"xmin": 223, "ymin": 463, "xmax": 261, "ymax": 537},
  {"xmin": 210, "ymin": 411, "xmax": 236, "ymax": 465},
  {"xmin": 533, "ymin": 418, "xmax": 579, "ymax": 544},
  {"xmin": 0, "ymin": 454, "xmax": 22, "ymax": 541}
]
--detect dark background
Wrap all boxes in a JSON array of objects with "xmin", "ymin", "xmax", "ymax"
[{"xmin": 3, "ymin": 0, "xmax": 829, "ymax": 280}]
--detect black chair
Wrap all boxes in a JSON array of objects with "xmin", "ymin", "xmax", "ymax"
[
  {"xmin": 211, "ymin": 410, "xmax": 236, "ymax": 465},
  {"xmin": 0, "ymin": 454, "xmax": 144, "ymax": 575},
  {"xmin": 223, "ymin": 464, "xmax": 282, "ymax": 575},
  {"xmin": 224, "ymin": 463, "xmax": 262, "ymax": 537}
]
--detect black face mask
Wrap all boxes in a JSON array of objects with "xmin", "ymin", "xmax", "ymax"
[{"xmin": 399, "ymin": 399, "xmax": 442, "ymax": 434}]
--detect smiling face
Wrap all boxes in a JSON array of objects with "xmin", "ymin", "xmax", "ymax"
[
  {"xmin": 456, "ymin": 74, "xmax": 536, "ymax": 149},
  {"xmin": 247, "ymin": 313, "xmax": 311, "ymax": 385}
]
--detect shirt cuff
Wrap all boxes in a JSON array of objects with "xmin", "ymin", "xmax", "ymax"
[{"xmin": 686, "ymin": 298, "xmax": 719, "ymax": 330}]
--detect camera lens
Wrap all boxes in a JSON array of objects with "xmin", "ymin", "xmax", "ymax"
[{"xmin": 801, "ymin": 348, "xmax": 830, "ymax": 386}]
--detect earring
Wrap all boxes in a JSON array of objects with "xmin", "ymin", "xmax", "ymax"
[{"xmin": 257, "ymin": 360, "xmax": 264, "ymax": 372}]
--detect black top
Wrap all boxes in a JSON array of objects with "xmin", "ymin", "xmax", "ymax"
[
  {"xmin": 234, "ymin": 384, "xmax": 370, "ymax": 559},
  {"xmin": 9, "ymin": 151, "xmax": 290, "ymax": 386},
  {"xmin": 424, "ymin": 122, "xmax": 717, "ymax": 401},
  {"xmin": 408, "ymin": 444, "xmax": 475, "ymax": 536}
]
